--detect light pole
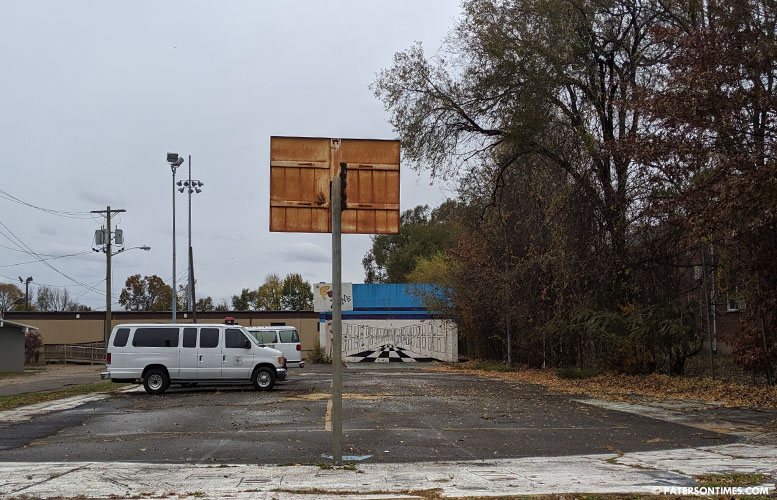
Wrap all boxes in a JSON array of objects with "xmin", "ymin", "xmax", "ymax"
[
  {"xmin": 176, "ymin": 155, "xmax": 204, "ymax": 314},
  {"xmin": 93, "ymin": 239, "xmax": 150, "ymax": 343},
  {"xmin": 18, "ymin": 276, "xmax": 32, "ymax": 311},
  {"xmin": 167, "ymin": 153, "xmax": 184, "ymax": 323}
]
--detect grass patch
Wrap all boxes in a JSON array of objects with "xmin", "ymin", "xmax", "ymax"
[
  {"xmin": 557, "ymin": 366, "xmax": 600, "ymax": 379},
  {"xmin": 0, "ymin": 369, "xmax": 44, "ymax": 380},
  {"xmin": 453, "ymin": 361, "xmax": 519, "ymax": 373},
  {"xmin": 695, "ymin": 472, "xmax": 770, "ymax": 487},
  {"xmin": 0, "ymin": 381, "xmax": 129, "ymax": 411}
]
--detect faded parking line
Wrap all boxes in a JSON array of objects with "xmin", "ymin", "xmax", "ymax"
[
  {"xmin": 0, "ymin": 394, "xmax": 110, "ymax": 425},
  {"xmin": 0, "ymin": 386, "xmax": 138, "ymax": 425},
  {"xmin": 325, "ymin": 398, "xmax": 333, "ymax": 431}
]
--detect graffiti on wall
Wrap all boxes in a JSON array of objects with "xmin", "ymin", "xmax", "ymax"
[{"xmin": 322, "ymin": 319, "xmax": 457, "ymax": 363}]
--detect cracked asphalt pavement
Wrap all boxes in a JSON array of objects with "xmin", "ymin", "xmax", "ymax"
[{"xmin": 0, "ymin": 364, "xmax": 747, "ymax": 465}]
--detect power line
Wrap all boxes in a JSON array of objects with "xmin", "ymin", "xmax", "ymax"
[
  {"xmin": 0, "ymin": 188, "xmax": 95, "ymax": 219},
  {"xmin": 0, "ymin": 219, "xmax": 103, "ymax": 295},
  {"xmin": 0, "ymin": 273, "xmax": 105, "ymax": 290},
  {"xmin": 0, "ymin": 242, "xmax": 87, "ymax": 257},
  {"xmin": 0, "ymin": 250, "xmax": 93, "ymax": 268}
]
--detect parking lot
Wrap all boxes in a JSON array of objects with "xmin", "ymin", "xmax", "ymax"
[{"xmin": 0, "ymin": 364, "xmax": 738, "ymax": 465}]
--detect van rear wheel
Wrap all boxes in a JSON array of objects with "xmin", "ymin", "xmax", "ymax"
[
  {"xmin": 252, "ymin": 367, "xmax": 275, "ymax": 391},
  {"xmin": 143, "ymin": 368, "xmax": 170, "ymax": 394}
]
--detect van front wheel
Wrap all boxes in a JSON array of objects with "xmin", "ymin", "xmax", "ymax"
[
  {"xmin": 143, "ymin": 368, "xmax": 170, "ymax": 394},
  {"xmin": 252, "ymin": 367, "xmax": 275, "ymax": 391}
]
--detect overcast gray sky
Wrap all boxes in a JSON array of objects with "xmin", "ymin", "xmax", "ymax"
[{"xmin": 0, "ymin": 1, "xmax": 461, "ymax": 310}]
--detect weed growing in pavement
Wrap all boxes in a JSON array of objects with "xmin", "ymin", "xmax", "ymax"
[
  {"xmin": 309, "ymin": 343, "xmax": 330, "ymax": 364},
  {"xmin": 695, "ymin": 472, "xmax": 770, "ymax": 487}
]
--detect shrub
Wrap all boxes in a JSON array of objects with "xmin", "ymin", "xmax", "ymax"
[
  {"xmin": 309, "ymin": 343, "xmax": 330, "ymax": 364},
  {"xmin": 24, "ymin": 331, "xmax": 43, "ymax": 364}
]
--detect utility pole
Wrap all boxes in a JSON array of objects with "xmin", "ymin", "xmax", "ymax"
[{"xmin": 91, "ymin": 207, "xmax": 125, "ymax": 343}]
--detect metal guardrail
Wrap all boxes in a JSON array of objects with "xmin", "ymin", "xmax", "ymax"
[{"xmin": 45, "ymin": 344, "xmax": 106, "ymax": 365}]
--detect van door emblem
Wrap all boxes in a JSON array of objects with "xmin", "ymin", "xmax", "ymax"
[{"xmin": 233, "ymin": 356, "xmax": 243, "ymax": 366}]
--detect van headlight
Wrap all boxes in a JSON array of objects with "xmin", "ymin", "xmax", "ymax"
[{"xmin": 278, "ymin": 356, "xmax": 286, "ymax": 366}]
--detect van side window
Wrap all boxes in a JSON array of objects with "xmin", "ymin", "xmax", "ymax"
[
  {"xmin": 183, "ymin": 328, "xmax": 197, "ymax": 348},
  {"xmin": 279, "ymin": 329, "xmax": 299, "ymax": 343},
  {"xmin": 113, "ymin": 328, "xmax": 130, "ymax": 347},
  {"xmin": 133, "ymin": 328, "xmax": 179, "ymax": 347},
  {"xmin": 225, "ymin": 329, "xmax": 247, "ymax": 348},
  {"xmin": 200, "ymin": 328, "xmax": 219, "ymax": 348}
]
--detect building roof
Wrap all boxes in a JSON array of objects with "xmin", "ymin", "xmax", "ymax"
[{"xmin": 0, "ymin": 319, "xmax": 39, "ymax": 332}]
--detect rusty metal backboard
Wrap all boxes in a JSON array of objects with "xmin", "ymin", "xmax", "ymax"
[{"xmin": 270, "ymin": 136, "xmax": 400, "ymax": 234}]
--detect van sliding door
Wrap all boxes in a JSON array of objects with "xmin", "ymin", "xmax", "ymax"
[
  {"xmin": 197, "ymin": 327, "xmax": 222, "ymax": 379},
  {"xmin": 179, "ymin": 327, "xmax": 198, "ymax": 379}
]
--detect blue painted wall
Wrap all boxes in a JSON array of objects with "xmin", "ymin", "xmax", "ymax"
[{"xmin": 319, "ymin": 283, "xmax": 442, "ymax": 321}]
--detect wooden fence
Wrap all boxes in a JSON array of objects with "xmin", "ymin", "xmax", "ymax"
[{"xmin": 45, "ymin": 343, "xmax": 106, "ymax": 365}]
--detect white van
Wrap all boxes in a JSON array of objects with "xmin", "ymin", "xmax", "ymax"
[
  {"xmin": 245, "ymin": 326, "xmax": 304, "ymax": 368},
  {"xmin": 101, "ymin": 323, "xmax": 287, "ymax": 394}
]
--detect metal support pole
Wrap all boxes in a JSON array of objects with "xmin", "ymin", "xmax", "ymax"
[
  {"xmin": 187, "ymin": 155, "xmax": 193, "ymax": 312},
  {"xmin": 331, "ymin": 174, "xmax": 343, "ymax": 465},
  {"xmin": 172, "ymin": 168, "xmax": 177, "ymax": 323},
  {"xmin": 190, "ymin": 246, "xmax": 198, "ymax": 324}
]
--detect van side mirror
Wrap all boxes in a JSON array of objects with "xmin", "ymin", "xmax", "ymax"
[{"xmin": 243, "ymin": 340, "xmax": 251, "ymax": 349}]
